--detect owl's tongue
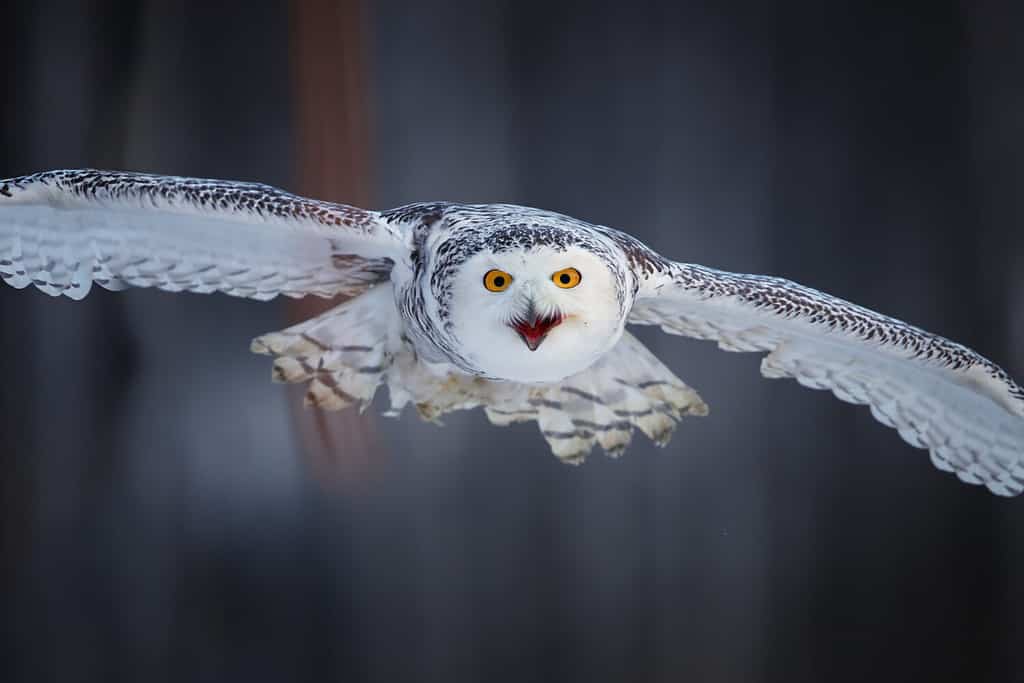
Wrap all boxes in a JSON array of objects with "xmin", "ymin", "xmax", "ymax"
[{"xmin": 512, "ymin": 313, "xmax": 563, "ymax": 351}]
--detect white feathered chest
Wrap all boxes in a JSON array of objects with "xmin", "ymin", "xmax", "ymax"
[{"xmin": 3, "ymin": 169, "xmax": 1023, "ymax": 496}]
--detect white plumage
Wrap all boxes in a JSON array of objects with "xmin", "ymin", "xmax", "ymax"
[{"xmin": 2, "ymin": 169, "xmax": 1022, "ymax": 496}]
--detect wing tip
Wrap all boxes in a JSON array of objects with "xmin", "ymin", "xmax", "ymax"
[
  {"xmin": 0, "ymin": 171, "xmax": 83, "ymax": 206},
  {"xmin": 0, "ymin": 177, "xmax": 32, "ymax": 203}
]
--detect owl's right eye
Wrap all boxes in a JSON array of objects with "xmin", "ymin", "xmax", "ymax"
[{"xmin": 483, "ymin": 269, "xmax": 513, "ymax": 292}]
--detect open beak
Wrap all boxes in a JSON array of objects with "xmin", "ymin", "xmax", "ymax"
[{"xmin": 510, "ymin": 302, "xmax": 563, "ymax": 351}]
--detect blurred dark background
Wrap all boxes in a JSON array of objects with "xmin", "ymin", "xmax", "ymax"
[{"xmin": 2, "ymin": 1, "xmax": 1023, "ymax": 681}]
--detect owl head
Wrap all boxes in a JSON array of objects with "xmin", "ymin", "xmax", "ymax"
[{"xmin": 441, "ymin": 224, "xmax": 633, "ymax": 383}]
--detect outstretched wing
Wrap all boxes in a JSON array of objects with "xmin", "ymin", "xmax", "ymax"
[
  {"xmin": 625, "ymin": 253, "xmax": 1024, "ymax": 496},
  {"xmin": 0, "ymin": 169, "xmax": 406, "ymax": 301}
]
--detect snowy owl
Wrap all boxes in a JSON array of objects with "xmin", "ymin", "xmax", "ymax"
[{"xmin": 2, "ymin": 169, "xmax": 1023, "ymax": 496}]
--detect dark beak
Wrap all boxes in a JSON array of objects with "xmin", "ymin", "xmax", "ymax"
[{"xmin": 510, "ymin": 301, "xmax": 563, "ymax": 351}]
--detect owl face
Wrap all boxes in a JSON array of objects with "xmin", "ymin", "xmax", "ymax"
[{"xmin": 446, "ymin": 244, "xmax": 627, "ymax": 382}]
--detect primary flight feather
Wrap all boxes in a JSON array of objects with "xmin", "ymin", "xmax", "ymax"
[{"xmin": 2, "ymin": 169, "xmax": 1022, "ymax": 495}]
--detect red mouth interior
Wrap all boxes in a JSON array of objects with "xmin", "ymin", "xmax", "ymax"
[{"xmin": 512, "ymin": 314, "xmax": 563, "ymax": 349}]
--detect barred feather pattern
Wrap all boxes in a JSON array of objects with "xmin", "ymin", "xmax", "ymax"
[
  {"xmin": 481, "ymin": 332, "xmax": 708, "ymax": 463},
  {"xmin": 630, "ymin": 263, "xmax": 1024, "ymax": 496},
  {"xmin": 252, "ymin": 285, "xmax": 707, "ymax": 463},
  {"xmin": 251, "ymin": 285, "xmax": 398, "ymax": 409}
]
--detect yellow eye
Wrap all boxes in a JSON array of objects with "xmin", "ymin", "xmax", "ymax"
[
  {"xmin": 483, "ymin": 269, "xmax": 513, "ymax": 292},
  {"xmin": 551, "ymin": 267, "xmax": 582, "ymax": 289}
]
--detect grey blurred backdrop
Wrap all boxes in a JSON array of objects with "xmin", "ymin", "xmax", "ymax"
[{"xmin": 2, "ymin": 1, "xmax": 1023, "ymax": 682}]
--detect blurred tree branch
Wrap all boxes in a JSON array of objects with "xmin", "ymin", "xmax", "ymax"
[{"xmin": 288, "ymin": 0, "xmax": 380, "ymax": 489}]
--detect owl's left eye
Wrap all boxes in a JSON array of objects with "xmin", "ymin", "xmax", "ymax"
[{"xmin": 551, "ymin": 267, "xmax": 582, "ymax": 289}]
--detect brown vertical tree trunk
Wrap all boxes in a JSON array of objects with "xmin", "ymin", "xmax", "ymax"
[{"xmin": 288, "ymin": 0, "xmax": 379, "ymax": 487}]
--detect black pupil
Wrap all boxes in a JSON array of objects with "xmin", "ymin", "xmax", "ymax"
[
  {"xmin": 560, "ymin": 273, "xmax": 571, "ymax": 284},
  {"xmin": 493, "ymin": 276, "xmax": 505, "ymax": 287}
]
